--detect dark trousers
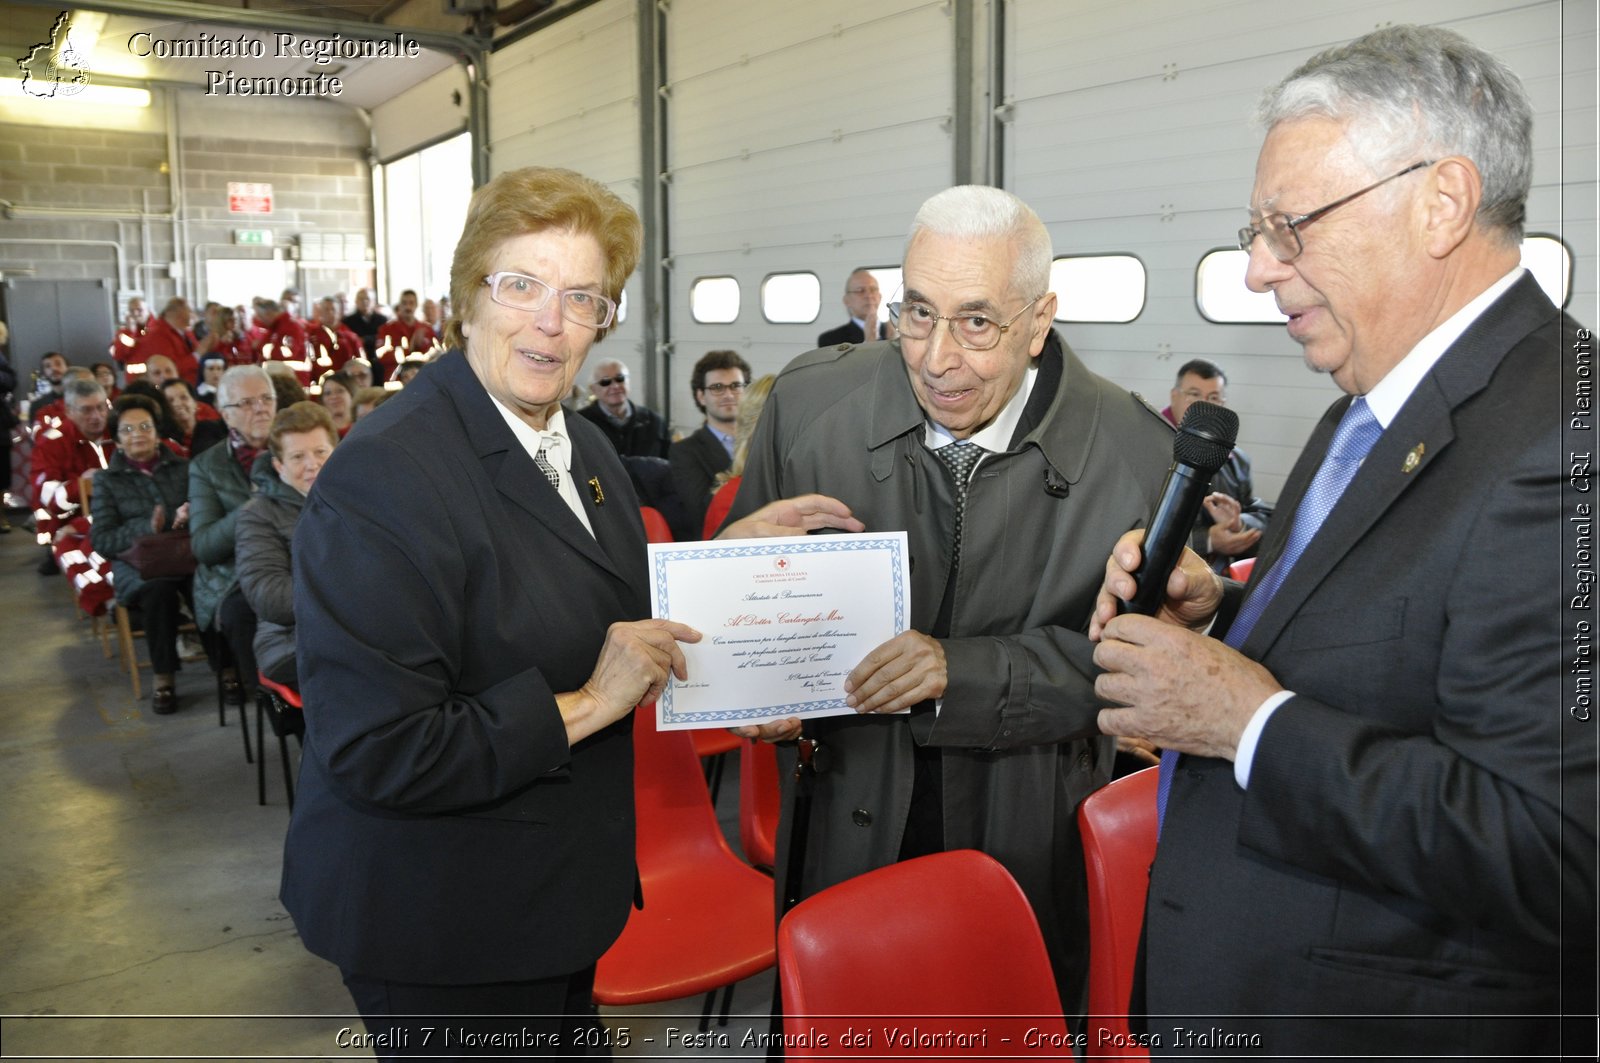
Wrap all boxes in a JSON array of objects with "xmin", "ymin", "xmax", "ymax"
[
  {"xmin": 215, "ymin": 586, "xmax": 259, "ymax": 687},
  {"xmin": 126, "ymin": 578, "xmax": 190, "ymax": 678},
  {"xmin": 341, "ymin": 965, "xmax": 607, "ymax": 1061}
]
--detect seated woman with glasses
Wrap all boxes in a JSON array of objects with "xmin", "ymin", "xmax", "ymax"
[
  {"xmin": 235, "ymin": 402, "xmax": 338, "ymax": 693},
  {"xmin": 89, "ymin": 395, "xmax": 195, "ymax": 714}
]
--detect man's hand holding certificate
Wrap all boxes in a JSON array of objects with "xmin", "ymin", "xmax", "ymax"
[{"xmin": 647, "ymin": 532, "xmax": 910, "ymax": 730}]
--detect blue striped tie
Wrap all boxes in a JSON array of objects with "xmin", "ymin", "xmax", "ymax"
[{"xmin": 1156, "ymin": 397, "xmax": 1383, "ymax": 829}]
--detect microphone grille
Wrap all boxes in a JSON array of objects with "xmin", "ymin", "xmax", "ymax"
[{"xmin": 1174, "ymin": 401, "xmax": 1240, "ymax": 473}]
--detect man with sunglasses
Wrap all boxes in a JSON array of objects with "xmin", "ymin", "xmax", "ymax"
[
  {"xmin": 577, "ymin": 358, "xmax": 670, "ymax": 458},
  {"xmin": 1091, "ymin": 26, "xmax": 1593, "ymax": 1055},
  {"xmin": 721, "ymin": 184, "xmax": 1173, "ymax": 1019}
]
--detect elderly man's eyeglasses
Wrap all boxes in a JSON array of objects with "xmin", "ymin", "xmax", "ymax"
[
  {"xmin": 484, "ymin": 271, "xmax": 617, "ymax": 328},
  {"xmin": 888, "ymin": 295, "xmax": 1043, "ymax": 352},
  {"xmin": 1238, "ymin": 160, "xmax": 1434, "ymax": 263},
  {"xmin": 224, "ymin": 396, "xmax": 274, "ymax": 412}
]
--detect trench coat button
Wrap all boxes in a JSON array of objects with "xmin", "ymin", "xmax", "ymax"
[
  {"xmin": 851, "ymin": 808, "xmax": 872, "ymax": 827},
  {"xmin": 1076, "ymin": 751, "xmax": 1092, "ymax": 770}
]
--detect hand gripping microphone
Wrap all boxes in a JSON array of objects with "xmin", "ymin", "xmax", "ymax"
[{"xmin": 1122, "ymin": 401, "xmax": 1240, "ymax": 616}]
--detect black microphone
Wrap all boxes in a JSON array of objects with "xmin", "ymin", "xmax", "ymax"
[{"xmin": 1123, "ymin": 400, "xmax": 1240, "ymax": 615}]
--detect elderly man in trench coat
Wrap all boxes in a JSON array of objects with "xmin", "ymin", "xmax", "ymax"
[{"xmin": 723, "ymin": 184, "xmax": 1173, "ymax": 1016}]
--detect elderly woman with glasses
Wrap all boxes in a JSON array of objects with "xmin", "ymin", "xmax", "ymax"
[
  {"xmin": 281, "ymin": 167, "xmax": 702, "ymax": 1056},
  {"xmin": 89, "ymin": 395, "xmax": 194, "ymax": 714}
]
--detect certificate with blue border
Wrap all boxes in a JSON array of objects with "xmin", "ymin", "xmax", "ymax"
[{"xmin": 648, "ymin": 532, "xmax": 911, "ymax": 730}]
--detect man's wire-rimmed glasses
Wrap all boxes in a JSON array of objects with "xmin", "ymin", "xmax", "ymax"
[{"xmin": 1237, "ymin": 160, "xmax": 1434, "ymax": 262}]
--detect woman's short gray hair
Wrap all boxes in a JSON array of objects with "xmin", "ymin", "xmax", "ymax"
[
  {"xmin": 1258, "ymin": 24, "xmax": 1532, "ymax": 240},
  {"xmin": 218, "ymin": 364, "xmax": 271, "ymax": 407},
  {"xmin": 907, "ymin": 185, "xmax": 1053, "ymax": 299}
]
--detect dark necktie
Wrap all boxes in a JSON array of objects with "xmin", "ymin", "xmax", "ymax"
[
  {"xmin": 1156, "ymin": 397, "xmax": 1383, "ymax": 829},
  {"xmin": 534, "ymin": 436, "xmax": 562, "ymax": 492},
  {"xmin": 932, "ymin": 440, "xmax": 984, "ymax": 560}
]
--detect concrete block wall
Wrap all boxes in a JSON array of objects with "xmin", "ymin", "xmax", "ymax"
[{"xmin": 0, "ymin": 89, "xmax": 373, "ymax": 313}]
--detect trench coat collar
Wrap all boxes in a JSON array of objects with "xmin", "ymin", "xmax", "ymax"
[
  {"xmin": 430, "ymin": 349, "xmax": 625, "ymax": 583},
  {"xmin": 862, "ymin": 329, "xmax": 1097, "ymax": 482}
]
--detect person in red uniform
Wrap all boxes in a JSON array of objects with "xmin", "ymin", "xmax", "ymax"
[
  {"xmin": 109, "ymin": 296, "xmax": 150, "ymax": 367},
  {"xmin": 305, "ymin": 297, "xmax": 365, "ymax": 376},
  {"xmin": 131, "ymin": 298, "xmax": 199, "ymax": 384},
  {"xmin": 30, "ymin": 377, "xmax": 114, "ymax": 572},
  {"xmin": 373, "ymin": 289, "xmax": 438, "ymax": 382},
  {"xmin": 251, "ymin": 297, "xmax": 311, "ymax": 385},
  {"xmin": 195, "ymin": 304, "xmax": 253, "ymax": 368}
]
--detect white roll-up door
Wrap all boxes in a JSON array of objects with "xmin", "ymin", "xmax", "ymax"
[
  {"xmin": 1004, "ymin": 0, "xmax": 1593, "ymax": 501},
  {"xmin": 662, "ymin": 0, "xmax": 956, "ymax": 433},
  {"xmin": 488, "ymin": 0, "xmax": 648, "ymax": 375}
]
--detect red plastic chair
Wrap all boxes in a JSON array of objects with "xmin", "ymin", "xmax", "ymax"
[
  {"xmin": 639, "ymin": 505, "xmax": 674, "ymax": 544},
  {"xmin": 777, "ymin": 850, "xmax": 1070, "ymax": 1057},
  {"xmin": 1227, "ymin": 556, "xmax": 1256, "ymax": 583},
  {"xmin": 1077, "ymin": 765, "xmax": 1158, "ymax": 1059},
  {"xmin": 255, "ymin": 673, "xmax": 304, "ymax": 810},
  {"xmin": 593, "ymin": 707, "xmax": 776, "ymax": 1013},
  {"xmin": 738, "ymin": 737, "xmax": 780, "ymax": 871},
  {"xmin": 703, "ymin": 476, "xmax": 741, "ymax": 539}
]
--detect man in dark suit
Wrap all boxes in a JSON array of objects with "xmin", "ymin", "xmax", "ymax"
[
  {"xmin": 817, "ymin": 268, "xmax": 890, "ymax": 347},
  {"xmin": 1161, "ymin": 358, "xmax": 1273, "ymax": 573},
  {"xmin": 1092, "ymin": 25, "xmax": 1596, "ymax": 1057},
  {"xmin": 669, "ymin": 349, "xmax": 749, "ymax": 535}
]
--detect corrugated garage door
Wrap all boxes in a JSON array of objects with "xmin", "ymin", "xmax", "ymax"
[
  {"xmin": 662, "ymin": 0, "xmax": 957, "ymax": 432},
  {"xmin": 1004, "ymin": 0, "xmax": 1595, "ymax": 501}
]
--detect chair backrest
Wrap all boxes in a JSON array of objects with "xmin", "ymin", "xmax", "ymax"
[
  {"xmin": 1227, "ymin": 556, "xmax": 1256, "ymax": 583},
  {"xmin": 632, "ymin": 706, "xmax": 745, "ymax": 876},
  {"xmin": 704, "ymin": 476, "xmax": 741, "ymax": 539},
  {"xmin": 738, "ymin": 737, "xmax": 780, "ymax": 870},
  {"xmin": 1077, "ymin": 765, "xmax": 1158, "ymax": 1054},
  {"xmin": 639, "ymin": 505, "xmax": 674, "ymax": 544},
  {"xmin": 78, "ymin": 471, "xmax": 96, "ymax": 511},
  {"xmin": 777, "ymin": 850, "xmax": 1069, "ymax": 1056}
]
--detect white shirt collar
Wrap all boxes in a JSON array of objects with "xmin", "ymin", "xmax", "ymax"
[
  {"xmin": 488, "ymin": 397, "xmax": 573, "ymax": 471},
  {"xmin": 1363, "ymin": 267, "xmax": 1524, "ymax": 429},
  {"xmin": 923, "ymin": 361, "xmax": 1039, "ymax": 453}
]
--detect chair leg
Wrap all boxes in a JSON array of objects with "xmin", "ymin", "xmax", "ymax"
[
  {"xmin": 698, "ymin": 988, "xmax": 716, "ymax": 1033},
  {"xmin": 278, "ymin": 729, "xmax": 296, "ymax": 811},
  {"xmin": 716, "ymin": 982, "xmax": 734, "ymax": 1027},
  {"xmin": 706, "ymin": 751, "xmax": 727, "ymax": 804},
  {"xmin": 237, "ymin": 687, "xmax": 253, "ymax": 765},
  {"xmin": 218, "ymin": 670, "xmax": 226, "ymax": 727},
  {"xmin": 256, "ymin": 694, "xmax": 267, "ymax": 806}
]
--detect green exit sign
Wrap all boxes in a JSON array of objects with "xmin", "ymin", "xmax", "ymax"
[{"xmin": 234, "ymin": 229, "xmax": 272, "ymax": 246}]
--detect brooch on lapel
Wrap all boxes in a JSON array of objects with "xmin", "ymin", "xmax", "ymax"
[
  {"xmin": 588, "ymin": 476, "xmax": 605, "ymax": 505},
  {"xmin": 1402, "ymin": 443, "xmax": 1425, "ymax": 474}
]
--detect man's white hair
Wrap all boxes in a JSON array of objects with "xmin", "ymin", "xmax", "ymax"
[{"xmin": 906, "ymin": 185, "xmax": 1053, "ymax": 299}]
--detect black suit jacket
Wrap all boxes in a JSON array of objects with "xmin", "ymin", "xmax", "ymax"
[
  {"xmin": 817, "ymin": 320, "xmax": 886, "ymax": 347},
  {"xmin": 668, "ymin": 424, "xmax": 731, "ymax": 536},
  {"xmin": 1145, "ymin": 275, "xmax": 1597, "ymax": 1055},
  {"xmin": 280, "ymin": 350, "xmax": 648, "ymax": 984}
]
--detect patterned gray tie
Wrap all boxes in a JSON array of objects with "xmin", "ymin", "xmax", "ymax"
[
  {"xmin": 933, "ymin": 440, "xmax": 984, "ymax": 559},
  {"xmin": 534, "ymin": 436, "xmax": 562, "ymax": 492}
]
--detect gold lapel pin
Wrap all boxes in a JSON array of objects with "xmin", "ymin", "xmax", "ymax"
[
  {"xmin": 1402, "ymin": 443, "xmax": 1425, "ymax": 474},
  {"xmin": 588, "ymin": 476, "xmax": 605, "ymax": 505}
]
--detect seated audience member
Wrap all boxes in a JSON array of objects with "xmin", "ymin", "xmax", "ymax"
[
  {"xmin": 197, "ymin": 354, "xmax": 228, "ymax": 406},
  {"xmin": 669, "ymin": 349, "xmax": 750, "ymax": 534},
  {"xmin": 110, "ymin": 296, "xmax": 150, "ymax": 365},
  {"xmin": 703, "ymin": 374, "xmax": 774, "ymax": 538},
  {"xmin": 90, "ymin": 362, "xmax": 121, "ymax": 400},
  {"xmin": 353, "ymin": 386, "xmax": 392, "ymax": 421},
  {"xmin": 132, "ymin": 298, "xmax": 199, "ymax": 384},
  {"xmin": 342, "ymin": 357, "xmax": 375, "ymax": 392},
  {"xmin": 196, "ymin": 304, "xmax": 252, "ymax": 368},
  {"xmin": 30, "ymin": 376, "xmax": 114, "ymax": 571},
  {"xmin": 90, "ymin": 395, "xmax": 195, "ymax": 714},
  {"xmin": 161, "ymin": 378, "xmax": 226, "ymax": 459},
  {"xmin": 577, "ymin": 358, "xmax": 671, "ymax": 458},
  {"xmin": 395, "ymin": 357, "xmax": 429, "ymax": 386},
  {"xmin": 190, "ymin": 365, "xmax": 278, "ymax": 706},
  {"xmin": 374, "ymin": 288, "xmax": 437, "ymax": 380},
  {"xmin": 1161, "ymin": 358, "xmax": 1274, "ymax": 572},
  {"xmin": 341, "ymin": 288, "xmax": 386, "ymax": 359},
  {"xmin": 29, "ymin": 351, "xmax": 70, "ymax": 424},
  {"xmin": 316, "ymin": 371, "xmax": 357, "ymax": 437},
  {"xmin": 263, "ymin": 360, "xmax": 309, "ymax": 409},
  {"xmin": 140, "ymin": 354, "xmax": 182, "ymax": 389},
  {"xmin": 252, "ymin": 298, "xmax": 310, "ymax": 383},
  {"xmin": 236, "ymin": 402, "xmax": 337, "ymax": 690},
  {"xmin": 307, "ymin": 297, "xmax": 365, "ymax": 375}
]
